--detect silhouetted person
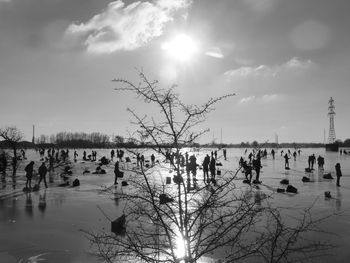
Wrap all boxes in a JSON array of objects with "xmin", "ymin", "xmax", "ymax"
[
  {"xmin": 38, "ymin": 162, "xmax": 48, "ymax": 188},
  {"xmin": 308, "ymin": 154, "xmax": 316, "ymax": 169},
  {"xmin": 284, "ymin": 154, "xmax": 290, "ymax": 169},
  {"xmin": 114, "ymin": 161, "xmax": 120, "ymax": 185},
  {"xmin": 253, "ymin": 156, "xmax": 262, "ymax": 183},
  {"xmin": 25, "ymin": 161, "xmax": 34, "ymax": 189},
  {"xmin": 202, "ymin": 154, "xmax": 210, "ymax": 183},
  {"xmin": 140, "ymin": 155, "xmax": 145, "ymax": 167},
  {"xmin": 111, "ymin": 149, "xmax": 115, "ymax": 160},
  {"xmin": 317, "ymin": 155, "xmax": 324, "ymax": 169},
  {"xmin": 242, "ymin": 161, "xmax": 252, "ymax": 183},
  {"xmin": 214, "ymin": 150, "xmax": 218, "ymax": 160},
  {"xmin": 189, "ymin": 154, "xmax": 197, "ymax": 179},
  {"xmin": 83, "ymin": 151, "xmax": 87, "ymax": 161},
  {"xmin": 151, "ymin": 154, "xmax": 155, "ymax": 166},
  {"xmin": 136, "ymin": 153, "xmax": 140, "ymax": 167},
  {"xmin": 293, "ymin": 151, "xmax": 297, "ymax": 161},
  {"xmin": 223, "ymin": 149, "xmax": 227, "ymax": 160},
  {"xmin": 74, "ymin": 150, "xmax": 78, "ymax": 162},
  {"xmin": 271, "ymin": 149, "xmax": 275, "ymax": 160},
  {"xmin": 335, "ymin": 163, "xmax": 342, "ymax": 187},
  {"xmin": 209, "ymin": 156, "xmax": 216, "ymax": 181}
]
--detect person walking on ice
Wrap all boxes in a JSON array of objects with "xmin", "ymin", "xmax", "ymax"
[
  {"xmin": 38, "ymin": 162, "xmax": 48, "ymax": 188},
  {"xmin": 25, "ymin": 161, "xmax": 35, "ymax": 189},
  {"xmin": 335, "ymin": 163, "xmax": 342, "ymax": 187},
  {"xmin": 284, "ymin": 153, "xmax": 290, "ymax": 170}
]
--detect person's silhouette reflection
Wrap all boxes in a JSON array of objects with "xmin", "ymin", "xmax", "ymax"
[
  {"xmin": 38, "ymin": 190, "xmax": 47, "ymax": 214},
  {"xmin": 25, "ymin": 193, "xmax": 33, "ymax": 218}
]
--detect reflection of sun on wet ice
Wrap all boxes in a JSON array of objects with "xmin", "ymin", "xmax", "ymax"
[{"xmin": 174, "ymin": 234, "xmax": 186, "ymax": 260}]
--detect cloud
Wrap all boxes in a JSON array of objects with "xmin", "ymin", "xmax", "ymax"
[
  {"xmin": 239, "ymin": 94, "xmax": 279, "ymax": 104},
  {"xmin": 261, "ymin": 94, "xmax": 278, "ymax": 102},
  {"xmin": 205, "ymin": 47, "xmax": 224, "ymax": 59},
  {"xmin": 224, "ymin": 57, "xmax": 314, "ymax": 80},
  {"xmin": 66, "ymin": 0, "xmax": 191, "ymax": 53},
  {"xmin": 239, "ymin": 96, "xmax": 256, "ymax": 104}
]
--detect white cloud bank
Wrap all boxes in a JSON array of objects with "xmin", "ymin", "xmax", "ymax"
[
  {"xmin": 224, "ymin": 57, "xmax": 314, "ymax": 80},
  {"xmin": 66, "ymin": 0, "xmax": 191, "ymax": 53}
]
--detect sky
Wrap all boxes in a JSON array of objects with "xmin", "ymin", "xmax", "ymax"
[{"xmin": 0, "ymin": 0, "xmax": 350, "ymax": 144}]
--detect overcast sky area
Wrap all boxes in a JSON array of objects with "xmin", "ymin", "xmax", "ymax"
[{"xmin": 0, "ymin": 0, "xmax": 349, "ymax": 144}]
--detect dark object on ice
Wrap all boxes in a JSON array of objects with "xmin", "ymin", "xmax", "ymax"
[
  {"xmin": 145, "ymin": 160, "xmax": 150, "ymax": 163},
  {"xmin": 83, "ymin": 170, "xmax": 90, "ymax": 174},
  {"xmin": 145, "ymin": 163, "xmax": 150, "ymax": 168},
  {"xmin": 59, "ymin": 181, "xmax": 69, "ymax": 187},
  {"xmin": 121, "ymin": 181, "xmax": 128, "ymax": 186},
  {"xmin": 277, "ymin": 188, "xmax": 285, "ymax": 193},
  {"xmin": 217, "ymin": 170, "xmax": 221, "ymax": 176},
  {"xmin": 92, "ymin": 166, "xmax": 106, "ymax": 174},
  {"xmin": 99, "ymin": 156, "xmax": 109, "ymax": 165},
  {"xmin": 173, "ymin": 175, "xmax": 183, "ymax": 184},
  {"xmin": 62, "ymin": 166, "xmax": 73, "ymax": 176},
  {"xmin": 286, "ymin": 185, "xmax": 298, "ymax": 193},
  {"xmin": 242, "ymin": 179, "xmax": 251, "ymax": 184},
  {"xmin": 117, "ymin": 171, "xmax": 124, "ymax": 178},
  {"xmin": 216, "ymin": 162, "xmax": 223, "ymax": 166},
  {"xmin": 305, "ymin": 168, "xmax": 312, "ymax": 173},
  {"xmin": 302, "ymin": 176, "xmax": 310, "ymax": 182},
  {"xmin": 324, "ymin": 191, "xmax": 331, "ymax": 198},
  {"xmin": 166, "ymin": 177, "xmax": 171, "ymax": 184},
  {"xmin": 211, "ymin": 178, "xmax": 217, "ymax": 185},
  {"xmin": 323, "ymin": 173, "xmax": 333, "ymax": 179},
  {"xmin": 23, "ymin": 187, "xmax": 31, "ymax": 192},
  {"xmin": 111, "ymin": 214, "xmax": 126, "ymax": 235},
  {"xmin": 253, "ymin": 180, "xmax": 262, "ymax": 184},
  {"xmin": 72, "ymin": 179, "xmax": 80, "ymax": 187},
  {"xmin": 159, "ymin": 193, "xmax": 174, "ymax": 205},
  {"xmin": 285, "ymin": 167, "xmax": 290, "ymax": 170},
  {"xmin": 280, "ymin": 179, "xmax": 289, "ymax": 185},
  {"xmin": 125, "ymin": 157, "xmax": 131, "ymax": 162},
  {"xmin": 32, "ymin": 184, "xmax": 40, "ymax": 192}
]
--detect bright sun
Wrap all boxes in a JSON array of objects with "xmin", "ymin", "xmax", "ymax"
[{"xmin": 161, "ymin": 34, "xmax": 199, "ymax": 62}]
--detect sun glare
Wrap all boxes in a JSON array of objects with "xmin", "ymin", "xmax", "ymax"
[
  {"xmin": 174, "ymin": 234, "xmax": 186, "ymax": 259},
  {"xmin": 161, "ymin": 34, "xmax": 199, "ymax": 62}
]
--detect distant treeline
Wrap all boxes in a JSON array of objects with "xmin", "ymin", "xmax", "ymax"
[{"xmin": 2, "ymin": 132, "xmax": 350, "ymax": 149}]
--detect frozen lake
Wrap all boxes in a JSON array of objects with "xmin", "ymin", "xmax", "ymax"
[{"xmin": 0, "ymin": 147, "xmax": 349, "ymax": 262}]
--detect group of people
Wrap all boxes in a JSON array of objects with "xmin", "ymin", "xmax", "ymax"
[
  {"xmin": 239, "ymin": 152, "xmax": 262, "ymax": 184},
  {"xmin": 24, "ymin": 161, "xmax": 48, "ymax": 189},
  {"xmin": 110, "ymin": 149, "xmax": 125, "ymax": 162},
  {"xmin": 4, "ymin": 146, "xmax": 345, "ymax": 192}
]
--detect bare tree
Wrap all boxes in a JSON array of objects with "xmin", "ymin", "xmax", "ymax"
[
  {"xmin": 86, "ymin": 71, "xmax": 332, "ymax": 263},
  {"xmin": 0, "ymin": 126, "xmax": 24, "ymax": 176}
]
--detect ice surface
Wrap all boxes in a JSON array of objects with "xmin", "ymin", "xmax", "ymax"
[{"xmin": 0, "ymin": 147, "xmax": 349, "ymax": 262}]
